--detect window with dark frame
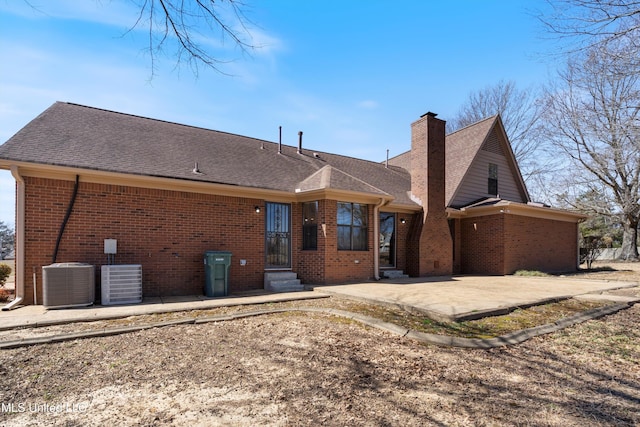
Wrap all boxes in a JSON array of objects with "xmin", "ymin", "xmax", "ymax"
[
  {"xmin": 488, "ymin": 163, "xmax": 498, "ymax": 195},
  {"xmin": 337, "ymin": 202, "xmax": 368, "ymax": 251},
  {"xmin": 302, "ymin": 201, "xmax": 318, "ymax": 250}
]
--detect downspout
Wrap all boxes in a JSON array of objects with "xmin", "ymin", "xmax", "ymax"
[
  {"xmin": 373, "ymin": 198, "xmax": 388, "ymax": 280},
  {"xmin": 52, "ymin": 174, "xmax": 79, "ymax": 264},
  {"xmin": 2, "ymin": 166, "xmax": 25, "ymax": 310}
]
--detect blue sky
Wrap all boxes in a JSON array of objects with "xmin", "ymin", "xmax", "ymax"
[{"xmin": 0, "ymin": 0, "xmax": 557, "ymax": 228}]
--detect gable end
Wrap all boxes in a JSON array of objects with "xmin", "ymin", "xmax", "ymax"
[{"xmin": 481, "ymin": 131, "xmax": 505, "ymax": 156}]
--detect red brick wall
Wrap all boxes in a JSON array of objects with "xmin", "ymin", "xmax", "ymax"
[
  {"xmin": 323, "ymin": 200, "xmax": 375, "ymax": 283},
  {"xmin": 409, "ymin": 114, "xmax": 453, "ymax": 276},
  {"xmin": 23, "ymin": 177, "xmax": 266, "ymax": 304},
  {"xmin": 393, "ymin": 213, "xmax": 412, "ymax": 273},
  {"xmin": 460, "ymin": 213, "xmax": 579, "ymax": 275},
  {"xmin": 460, "ymin": 214, "xmax": 505, "ymax": 275},
  {"xmin": 450, "ymin": 219, "xmax": 462, "ymax": 274},
  {"xmin": 293, "ymin": 200, "xmax": 326, "ymax": 284},
  {"xmin": 504, "ymin": 215, "xmax": 578, "ymax": 274},
  {"xmin": 296, "ymin": 200, "xmax": 402, "ymax": 284},
  {"xmin": 20, "ymin": 176, "xmax": 425, "ymax": 304},
  {"xmin": 405, "ymin": 212, "xmax": 424, "ymax": 277}
]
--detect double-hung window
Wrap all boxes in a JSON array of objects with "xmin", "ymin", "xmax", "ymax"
[
  {"xmin": 337, "ymin": 202, "xmax": 368, "ymax": 251},
  {"xmin": 488, "ymin": 163, "xmax": 498, "ymax": 196}
]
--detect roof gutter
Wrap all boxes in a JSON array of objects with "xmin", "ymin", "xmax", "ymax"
[
  {"xmin": 0, "ymin": 160, "xmax": 299, "ymax": 204},
  {"xmin": 2, "ymin": 166, "xmax": 25, "ymax": 310}
]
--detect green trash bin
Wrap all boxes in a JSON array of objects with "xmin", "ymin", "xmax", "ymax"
[{"xmin": 204, "ymin": 251, "xmax": 232, "ymax": 297}]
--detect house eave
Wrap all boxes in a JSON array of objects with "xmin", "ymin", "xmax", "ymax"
[
  {"xmin": 383, "ymin": 203, "xmax": 421, "ymax": 214},
  {"xmin": 293, "ymin": 187, "xmax": 395, "ymax": 204},
  {"xmin": 458, "ymin": 200, "xmax": 586, "ymax": 223},
  {"xmin": 0, "ymin": 160, "xmax": 400, "ymax": 205},
  {"xmin": 0, "ymin": 161, "xmax": 298, "ymax": 202}
]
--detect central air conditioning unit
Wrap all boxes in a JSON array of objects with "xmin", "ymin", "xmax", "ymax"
[
  {"xmin": 42, "ymin": 263, "xmax": 95, "ymax": 309},
  {"xmin": 101, "ymin": 264, "xmax": 143, "ymax": 305}
]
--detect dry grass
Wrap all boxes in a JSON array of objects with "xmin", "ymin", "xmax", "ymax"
[
  {"xmin": 1, "ymin": 304, "xmax": 638, "ymax": 426},
  {"xmin": 0, "ymin": 294, "xmax": 622, "ymax": 343}
]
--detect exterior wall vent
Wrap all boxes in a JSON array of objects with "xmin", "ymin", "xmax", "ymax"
[
  {"xmin": 101, "ymin": 264, "xmax": 143, "ymax": 305},
  {"xmin": 42, "ymin": 263, "xmax": 95, "ymax": 309}
]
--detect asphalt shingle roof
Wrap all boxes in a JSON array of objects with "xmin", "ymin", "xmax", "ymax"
[
  {"xmin": 0, "ymin": 102, "xmax": 414, "ymax": 206},
  {"xmin": 295, "ymin": 165, "xmax": 389, "ymax": 196}
]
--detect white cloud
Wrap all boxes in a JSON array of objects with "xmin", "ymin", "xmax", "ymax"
[{"xmin": 357, "ymin": 100, "xmax": 378, "ymax": 110}]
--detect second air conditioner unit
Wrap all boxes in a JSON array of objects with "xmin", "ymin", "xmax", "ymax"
[{"xmin": 101, "ymin": 264, "xmax": 143, "ymax": 305}]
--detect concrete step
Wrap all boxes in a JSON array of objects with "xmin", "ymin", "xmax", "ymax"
[
  {"xmin": 381, "ymin": 270, "xmax": 409, "ymax": 279},
  {"xmin": 266, "ymin": 279, "xmax": 305, "ymax": 293},
  {"xmin": 264, "ymin": 272, "xmax": 305, "ymax": 292},
  {"xmin": 264, "ymin": 272, "xmax": 297, "ymax": 286}
]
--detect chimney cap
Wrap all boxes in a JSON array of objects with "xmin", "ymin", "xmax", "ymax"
[{"xmin": 421, "ymin": 111, "xmax": 438, "ymax": 118}]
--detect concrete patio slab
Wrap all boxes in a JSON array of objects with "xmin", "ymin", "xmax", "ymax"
[
  {"xmin": 1, "ymin": 275, "xmax": 637, "ymax": 331},
  {"xmin": 574, "ymin": 293, "xmax": 640, "ymax": 304},
  {"xmin": 313, "ymin": 275, "xmax": 639, "ymax": 321},
  {"xmin": 0, "ymin": 291, "xmax": 327, "ymax": 330}
]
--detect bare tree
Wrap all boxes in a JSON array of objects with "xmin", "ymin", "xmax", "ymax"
[
  {"xmin": 541, "ymin": 39, "xmax": 640, "ymax": 260},
  {"xmin": 448, "ymin": 80, "xmax": 550, "ymax": 200},
  {"xmin": 580, "ymin": 234, "xmax": 604, "ymax": 269},
  {"xmin": 537, "ymin": 0, "xmax": 640, "ymax": 52},
  {"xmin": 24, "ymin": 0, "xmax": 259, "ymax": 76},
  {"xmin": 128, "ymin": 0, "xmax": 258, "ymax": 75}
]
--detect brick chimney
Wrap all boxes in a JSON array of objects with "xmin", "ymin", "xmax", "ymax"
[{"xmin": 406, "ymin": 112, "xmax": 453, "ymax": 276}]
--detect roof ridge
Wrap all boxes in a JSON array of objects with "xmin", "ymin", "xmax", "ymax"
[
  {"xmin": 295, "ymin": 164, "xmax": 389, "ymax": 196},
  {"xmin": 325, "ymin": 165, "xmax": 390, "ymax": 195}
]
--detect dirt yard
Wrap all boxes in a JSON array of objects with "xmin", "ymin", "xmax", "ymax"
[{"xmin": 0, "ymin": 262, "xmax": 638, "ymax": 426}]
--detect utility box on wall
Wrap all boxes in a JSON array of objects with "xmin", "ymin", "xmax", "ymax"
[{"xmin": 204, "ymin": 251, "xmax": 232, "ymax": 297}]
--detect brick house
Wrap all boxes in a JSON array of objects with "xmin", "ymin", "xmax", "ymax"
[{"xmin": 0, "ymin": 102, "xmax": 584, "ymax": 306}]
